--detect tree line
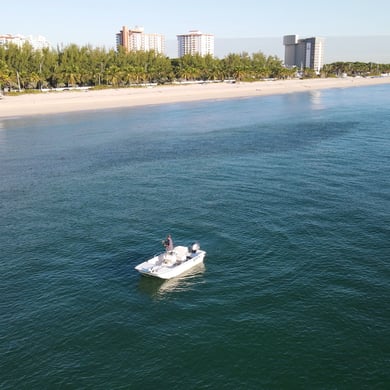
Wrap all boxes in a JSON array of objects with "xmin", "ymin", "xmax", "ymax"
[
  {"xmin": 322, "ymin": 62, "xmax": 390, "ymax": 77},
  {"xmin": 0, "ymin": 43, "xmax": 292, "ymax": 90},
  {"xmin": 0, "ymin": 43, "xmax": 389, "ymax": 91}
]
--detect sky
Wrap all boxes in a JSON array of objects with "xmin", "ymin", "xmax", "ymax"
[{"xmin": 3, "ymin": 0, "xmax": 390, "ymax": 62}]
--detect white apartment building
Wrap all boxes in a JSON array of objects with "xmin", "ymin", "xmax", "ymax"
[
  {"xmin": 283, "ymin": 35, "xmax": 324, "ymax": 73},
  {"xmin": 0, "ymin": 34, "xmax": 51, "ymax": 50},
  {"xmin": 177, "ymin": 30, "xmax": 214, "ymax": 57},
  {"xmin": 116, "ymin": 26, "xmax": 165, "ymax": 54}
]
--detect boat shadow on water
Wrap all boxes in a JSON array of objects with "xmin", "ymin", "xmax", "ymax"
[{"xmin": 137, "ymin": 262, "xmax": 206, "ymax": 299}]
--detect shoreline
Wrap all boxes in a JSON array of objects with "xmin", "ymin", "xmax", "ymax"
[{"xmin": 1, "ymin": 77, "xmax": 390, "ymax": 119}]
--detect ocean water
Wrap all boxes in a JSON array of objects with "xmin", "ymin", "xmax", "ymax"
[{"xmin": 0, "ymin": 85, "xmax": 389, "ymax": 389}]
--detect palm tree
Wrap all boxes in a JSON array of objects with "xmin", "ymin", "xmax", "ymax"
[
  {"xmin": 105, "ymin": 65, "xmax": 122, "ymax": 87},
  {"xmin": 0, "ymin": 59, "xmax": 11, "ymax": 91}
]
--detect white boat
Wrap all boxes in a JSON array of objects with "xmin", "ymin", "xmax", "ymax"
[{"xmin": 135, "ymin": 242, "xmax": 206, "ymax": 279}]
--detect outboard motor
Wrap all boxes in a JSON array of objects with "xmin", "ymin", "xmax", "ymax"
[{"xmin": 189, "ymin": 242, "xmax": 200, "ymax": 253}]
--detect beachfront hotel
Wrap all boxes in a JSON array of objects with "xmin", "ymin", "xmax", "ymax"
[
  {"xmin": 0, "ymin": 33, "xmax": 51, "ymax": 50},
  {"xmin": 283, "ymin": 35, "xmax": 324, "ymax": 73},
  {"xmin": 116, "ymin": 26, "xmax": 165, "ymax": 54},
  {"xmin": 177, "ymin": 30, "xmax": 214, "ymax": 57}
]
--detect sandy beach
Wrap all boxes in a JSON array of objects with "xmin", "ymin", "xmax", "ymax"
[{"xmin": 1, "ymin": 77, "xmax": 389, "ymax": 119}]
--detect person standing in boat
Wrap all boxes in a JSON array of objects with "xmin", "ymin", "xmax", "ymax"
[{"xmin": 163, "ymin": 234, "xmax": 174, "ymax": 251}]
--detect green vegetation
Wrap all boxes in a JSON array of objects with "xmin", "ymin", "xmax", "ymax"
[
  {"xmin": 0, "ymin": 43, "xmax": 389, "ymax": 92},
  {"xmin": 0, "ymin": 43, "xmax": 294, "ymax": 91},
  {"xmin": 322, "ymin": 62, "xmax": 390, "ymax": 77}
]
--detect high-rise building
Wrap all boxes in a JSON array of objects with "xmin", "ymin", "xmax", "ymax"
[
  {"xmin": 116, "ymin": 26, "xmax": 165, "ymax": 54},
  {"xmin": 0, "ymin": 33, "xmax": 50, "ymax": 50},
  {"xmin": 177, "ymin": 30, "xmax": 214, "ymax": 57},
  {"xmin": 283, "ymin": 35, "xmax": 324, "ymax": 73}
]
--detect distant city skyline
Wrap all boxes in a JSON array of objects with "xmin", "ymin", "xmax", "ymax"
[{"xmin": 3, "ymin": 0, "xmax": 390, "ymax": 63}]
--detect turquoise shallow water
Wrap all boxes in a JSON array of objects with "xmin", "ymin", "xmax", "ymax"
[{"xmin": 1, "ymin": 85, "xmax": 389, "ymax": 389}]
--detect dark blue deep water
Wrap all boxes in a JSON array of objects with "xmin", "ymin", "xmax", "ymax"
[{"xmin": 1, "ymin": 85, "xmax": 389, "ymax": 389}]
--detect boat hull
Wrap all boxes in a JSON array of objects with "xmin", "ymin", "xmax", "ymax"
[{"xmin": 135, "ymin": 245, "xmax": 206, "ymax": 280}]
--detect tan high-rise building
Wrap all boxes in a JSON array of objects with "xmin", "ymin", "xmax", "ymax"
[
  {"xmin": 283, "ymin": 35, "xmax": 324, "ymax": 73},
  {"xmin": 116, "ymin": 26, "xmax": 165, "ymax": 54},
  {"xmin": 177, "ymin": 30, "xmax": 214, "ymax": 57}
]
